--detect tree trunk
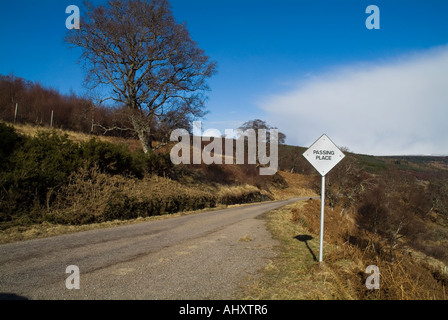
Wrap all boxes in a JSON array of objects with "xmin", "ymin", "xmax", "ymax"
[
  {"xmin": 136, "ymin": 127, "xmax": 151, "ymax": 154},
  {"xmin": 390, "ymin": 243, "xmax": 396, "ymax": 263},
  {"xmin": 129, "ymin": 113, "xmax": 152, "ymax": 154}
]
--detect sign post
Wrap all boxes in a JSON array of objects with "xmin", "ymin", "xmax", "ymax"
[
  {"xmin": 303, "ymin": 134, "xmax": 345, "ymax": 262},
  {"xmin": 319, "ymin": 175, "xmax": 325, "ymax": 262}
]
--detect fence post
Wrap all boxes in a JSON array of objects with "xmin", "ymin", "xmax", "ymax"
[{"xmin": 14, "ymin": 103, "xmax": 18, "ymax": 124}]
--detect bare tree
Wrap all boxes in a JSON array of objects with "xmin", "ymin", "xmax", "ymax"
[
  {"xmin": 325, "ymin": 154, "xmax": 376, "ymax": 211},
  {"xmin": 66, "ymin": 0, "xmax": 216, "ymax": 153},
  {"xmin": 238, "ymin": 119, "xmax": 286, "ymax": 144}
]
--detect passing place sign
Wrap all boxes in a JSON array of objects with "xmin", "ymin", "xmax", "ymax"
[{"xmin": 303, "ymin": 134, "xmax": 345, "ymax": 176}]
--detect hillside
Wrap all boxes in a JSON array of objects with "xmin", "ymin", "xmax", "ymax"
[
  {"xmin": 242, "ymin": 152, "xmax": 448, "ymax": 300},
  {"xmin": 1, "ymin": 121, "xmax": 447, "ymax": 299},
  {"xmin": 0, "ymin": 121, "xmax": 313, "ymax": 242}
]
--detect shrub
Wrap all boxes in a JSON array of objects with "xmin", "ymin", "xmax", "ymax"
[
  {"xmin": 0, "ymin": 122, "xmax": 23, "ymax": 170},
  {"xmin": 101, "ymin": 188, "xmax": 217, "ymax": 222},
  {"xmin": 46, "ymin": 166, "xmax": 127, "ymax": 224},
  {"xmin": 217, "ymin": 185, "xmax": 271, "ymax": 205},
  {"xmin": 81, "ymin": 138, "xmax": 144, "ymax": 178},
  {"xmin": 0, "ymin": 124, "xmax": 24, "ymax": 222},
  {"xmin": 102, "ymin": 193, "xmax": 140, "ymax": 221},
  {"xmin": 10, "ymin": 131, "xmax": 81, "ymax": 186},
  {"xmin": 1, "ymin": 131, "xmax": 82, "ymax": 222},
  {"xmin": 145, "ymin": 152, "xmax": 174, "ymax": 177},
  {"xmin": 46, "ymin": 167, "xmax": 220, "ymax": 224}
]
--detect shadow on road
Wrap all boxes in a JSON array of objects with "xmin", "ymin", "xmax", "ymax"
[
  {"xmin": 0, "ymin": 293, "xmax": 28, "ymax": 300},
  {"xmin": 293, "ymin": 234, "xmax": 317, "ymax": 262}
]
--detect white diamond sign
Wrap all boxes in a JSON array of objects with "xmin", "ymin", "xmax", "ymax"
[{"xmin": 303, "ymin": 134, "xmax": 345, "ymax": 176}]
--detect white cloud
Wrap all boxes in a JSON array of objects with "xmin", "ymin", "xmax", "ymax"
[{"xmin": 259, "ymin": 46, "xmax": 448, "ymax": 155}]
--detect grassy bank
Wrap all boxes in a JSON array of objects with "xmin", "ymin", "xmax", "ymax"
[
  {"xmin": 1, "ymin": 122, "xmax": 317, "ymax": 244},
  {"xmin": 0, "ymin": 170, "xmax": 311, "ymax": 245},
  {"xmin": 240, "ymin": 200, "xmax": 448, "ymax": 300},
  {"xmin": 239, "ymin": 201, "xmax": 349, "ymax": 300},
  {"xmin": 1, "ymin": 121, "xmax": 282, "ymax": 242}
]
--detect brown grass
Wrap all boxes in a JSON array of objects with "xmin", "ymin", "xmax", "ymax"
[
  {"xmin": 240, "ymin": 201, "xmax": 336, "ymax": 299},
  {"xmin": 0, "ymin": 164, "xmax": 280, "ymax": 244},
  {"xmin": 9, "ymin": 121, "xmax": 143, "ymax": 151},
  {"xmin": 241, "ymin": 198, "xmax": 448, "ymax": 300},
  {"xmin": 270, "ymin": 171, "xmax": 319, "ymax": 200}
]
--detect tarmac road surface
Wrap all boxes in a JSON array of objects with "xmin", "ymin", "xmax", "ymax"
[{"xmin": 0, "ymin": 197, "xmax": 307, "ymax": 300}]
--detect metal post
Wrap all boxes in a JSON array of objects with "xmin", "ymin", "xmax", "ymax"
[
  {"xmin": 50, "ymin": 110, "xmax": 54, "ymax": 128},
  {"xmin": 319, "ymin": 175, "xmax": 325, "ymax": 263}
]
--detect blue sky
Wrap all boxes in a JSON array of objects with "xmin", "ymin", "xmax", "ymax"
[{"xmin": 0, "ymin": 0, "xmax": 447, "ymax": 155}]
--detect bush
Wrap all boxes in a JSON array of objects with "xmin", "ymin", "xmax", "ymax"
[
  {"xmin": 101, "ymin": 190, "xmax": 217, "ymax": 222},
  {"xmin": 1, "ymin": 131, "xmax": 82, "ymax": 222},
  {"xmin": 0, "ymin": 123, "xmax": 24, "ymax": 222},
  {"xmin": 45, "ymin": 166, "xmax": 126, "ymax": 224},
  {"xmin": 81, "ymin": 138, "xmax": 145, "ymax": 178},
  {"xmin": 45, "ymin": 166, "xmax": 220, "ymax": 224},
  {"xmin": 0, "ymin": 122, "xmax": 23, "ymax": 170},
  {"xmin": 217, "ymin": 185, "xmax": 271, "ymax": 205},
  {"xmin": 12, "ymin": 131, "xmax": 81, "ymax": 188},
  {"xmin": 145, "ymin": 152, "xmax": 174, "ymax": 177}
]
